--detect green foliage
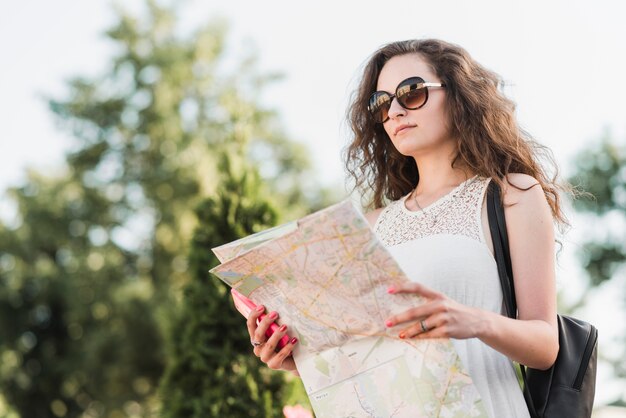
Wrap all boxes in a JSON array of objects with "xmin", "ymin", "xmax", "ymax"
[
  {"xmin": 159, "ymin": 153, "xmax": 310, "ymax": 417},
  {"xmin": 0, "ymin": 171, "xmax": 163, "ymax": 417},
  {"xmin": 0, "ymin": 1, "xmax": 324, "ymax": 417},
  {"xmin": 568, "ymin": 134, "xmax": 626, "ymax": 396},
  {"xmin": 569, "ymin": 138, "xmax": 626, "ymax": 285}
]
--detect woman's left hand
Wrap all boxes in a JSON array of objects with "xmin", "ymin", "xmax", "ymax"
[{"xmin": 385, "ymin": 282, "xmax": 486, "ymax": 340}]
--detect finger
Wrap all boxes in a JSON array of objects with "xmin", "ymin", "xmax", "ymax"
[
  {"xmin": 386, "ymin": 300, "xmax": 441, "ymax": 327},
  {"xmin": 261, "ymin": 332, "xmax": 296, "ymax": 364},
  {"xmin": 260, "ymin": 325, "xmax": 289, "ymax": 363},
  {"xmin": 246, "ymin": 305, "xmax": 266, "ymax": 338},
  {"xmin": 262, "ymin": 323, "xmax": 290, "ymax": 354},
  {"xmin": 414, "ymin": 324, "xmax": 449, "ymax": 340},
  {"xmin": 266, "ymin": 338, "xmax": 299, "ymax": 370},
  {"xmin": 253, "ymin": 344, "xmax": 263, "ymax": 357},
  {"xmin": 253, "ymin": 310, "xmax": 279, "ymax": 344},
  {"xmin": 399, "ymin": 312, "xmax": 448, "ymax": 339},
  {"xmin": 267, "ymin": 351, "xmax": 296, "ymax": 371},
  {"xmin": 388, "ymin": 282, "xmax": 441, "ymax": 299},
  {"xmin": 413, "ymin": 312, "xmax": 454, "ymax": 339}
]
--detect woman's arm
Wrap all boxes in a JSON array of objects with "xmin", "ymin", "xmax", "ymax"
[
  {"xmin": 385, "ymin": 173, "xmax": 559, "ymax": 370},
  {"xmin": 479, "ymin": 173, "xmax": 559, "ymax": 369}
]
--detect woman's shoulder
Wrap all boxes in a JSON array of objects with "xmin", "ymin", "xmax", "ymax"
[
  {"xmin": 504, "ymin": 172, "xmax": 541, "ymax": 188},
  {"xmin": 500, "ymin": 173, "xmax": 552, "ymax": 226},
  {"xmin": 501, "ymin": 173, "xmax": 543, "ymax": 206}
]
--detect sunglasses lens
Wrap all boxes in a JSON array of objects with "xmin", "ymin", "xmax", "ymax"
[
  {"xmin": 369, "ymin": 92, "xmax": 391, "ymax": 123},
  {"xmin": 397, "ymin": 78, "xmax": 427, "ymax": 109}
]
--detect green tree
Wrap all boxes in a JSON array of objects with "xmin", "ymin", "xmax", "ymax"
[
  {"xmin": 0, "ymin": 1, "xmax": 324, "ymax": 416},
  {"xmin": 568, "ymin": 134, "xmax": 626, "ymax": 405},
  {"xmin": 159, "ymin": 153, "xmax": 310, "ymax": 417}
]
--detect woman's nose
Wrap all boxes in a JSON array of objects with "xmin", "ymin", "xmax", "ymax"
[{"xmin": 387, "ymin": 97, "xmax": 406, "ymax": 120}]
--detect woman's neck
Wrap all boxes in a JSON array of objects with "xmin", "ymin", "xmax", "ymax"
[{"xmin": 412, "ymin": 154, "xmax": 475, "ymax": 198}]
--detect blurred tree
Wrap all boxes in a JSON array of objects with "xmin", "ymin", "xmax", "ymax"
[
  {"xmin": 0, "ymin": 1, "xmax": 328, "ymax": 417},
  {"xmin": 568, "ymin": 134, "xmax": 626, "ymax": 405},
  {"xmin": 159, "ymin": 152, "xmax": 310, "ymax": 417}
]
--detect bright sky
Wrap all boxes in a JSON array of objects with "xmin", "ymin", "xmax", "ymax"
[{"xmin": 1, "ymin": 0, "xmax": 625, "ymax": 406}]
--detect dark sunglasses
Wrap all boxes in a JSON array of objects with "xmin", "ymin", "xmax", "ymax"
[{"xmin": 368, "ymin": 76, "xmax": 446, "ymax": 123}]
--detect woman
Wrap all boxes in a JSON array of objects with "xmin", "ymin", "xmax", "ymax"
[{"xmin": 247, "ymin": 39, "xmax": 569, "ymax": 417}]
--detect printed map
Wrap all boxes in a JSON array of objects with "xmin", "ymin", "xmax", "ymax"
[{"xmin": 211, "ymin": 200, "xmax": 487, "ymax": 417}]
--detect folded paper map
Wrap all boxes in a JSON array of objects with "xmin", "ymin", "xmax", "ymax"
[{"xmin": 210, "ymin": 200, "xmax": 486, "ymax": 417}]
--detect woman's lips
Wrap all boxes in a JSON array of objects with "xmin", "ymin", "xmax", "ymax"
[{"xmin": 394, "ymin": 125, "xmax": 416, "ymax": 135}]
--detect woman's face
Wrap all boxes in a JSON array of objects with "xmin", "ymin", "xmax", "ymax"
[{"xmin": 376, "ymin": 53, "xmax": 452, "ymax": 157}]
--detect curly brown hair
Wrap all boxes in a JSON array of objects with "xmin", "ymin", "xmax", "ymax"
[{"xmin": 344, "ymin": 38, "xmax": 571, "ymax": 228}]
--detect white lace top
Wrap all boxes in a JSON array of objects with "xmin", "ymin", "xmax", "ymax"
[{"xmin": 373, "ymin": 176, "xmax": 530, "ymax": 418}]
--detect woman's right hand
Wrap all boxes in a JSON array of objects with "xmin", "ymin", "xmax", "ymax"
[{"xmin": 247, "ymin": 305, "xmax": 299, "ymax": 375}]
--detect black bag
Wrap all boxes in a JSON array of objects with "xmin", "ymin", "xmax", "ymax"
[{"xmin": 486, "ymin": 180, "xmax": 598, "ymax": 418}]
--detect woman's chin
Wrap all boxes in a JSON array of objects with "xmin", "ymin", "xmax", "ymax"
[
  {"xmin": 393, "ymin": 137, "xmax": 448, "ymax": 157},
  {"xmin": 394, "ymin": 141, "xmax": 424, "ymax": 156}
]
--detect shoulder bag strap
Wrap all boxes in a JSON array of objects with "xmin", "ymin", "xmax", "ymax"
[
  {"xmin": 486, "ymin": 180, "xmax": 517, "ymax": 317},
  {"xmin": 486, "ymin": 180, "xmax": 538, "ymax": 417}
]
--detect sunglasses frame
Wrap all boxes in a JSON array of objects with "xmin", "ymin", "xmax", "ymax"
[{"xmin": 368, "ymin": 76, "xmax": 446, "ymax": 123}]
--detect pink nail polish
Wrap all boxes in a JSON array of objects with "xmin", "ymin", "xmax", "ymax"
[
  {"xmin": 256, "ymin": 305, "xmax": 265, "ymax": 312},
  {"xmin": 279, "ymin": 324, "xmax": 287, "ymax": 332},
  {"xmin": 385, "ymin": 320, "xmax": 393, "ymax": 328},
  {"xmin": 290, "ymin": 337, "xmax": 298, "ymax": 345},
  {"xmin": 387, "ymin": 286, "xmax": 396, "ymax": 294},
  {"xmin": 399, "ymin": 332, "xmax": 406, "ymax": 339},
  {"xmin": 269, "ymin": 311, "xmax": 278, "ymax": 319}
]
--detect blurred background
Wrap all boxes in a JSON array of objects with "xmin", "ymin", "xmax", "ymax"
[{"xmin": 1, "ymin": 0, "xmax": 625, "ymax": 417}]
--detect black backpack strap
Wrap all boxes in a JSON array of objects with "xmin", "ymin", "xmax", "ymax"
[
  {"xmin": 486, "ymin": 179, "xmax": 539, "ymax": 417},
  {"xmin": 486, "ymin": 180, "xmax": 517, "ymax": 318}
]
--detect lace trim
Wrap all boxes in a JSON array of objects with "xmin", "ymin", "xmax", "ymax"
[{"xmin": 375, "ymin": 176, "xmax": 490, "ymax": 247}]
